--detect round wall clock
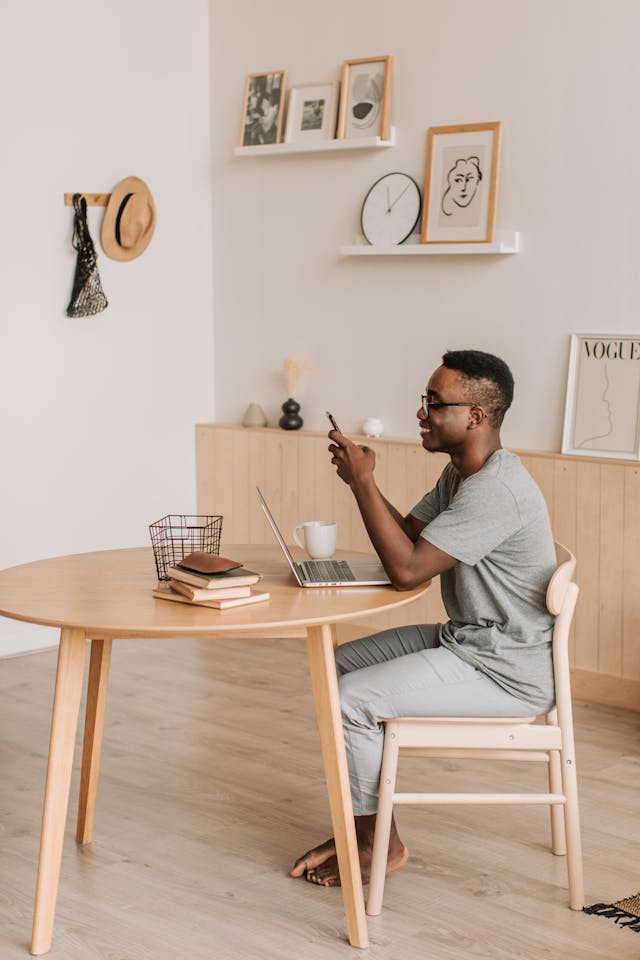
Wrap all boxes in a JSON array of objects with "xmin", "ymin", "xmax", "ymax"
[{"xmin": 360, "ymin": 172, "xmax": 422, "ymax": 245}]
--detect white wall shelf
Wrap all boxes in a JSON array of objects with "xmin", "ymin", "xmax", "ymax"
[
  {"xmin": 340, "ymin": 230, "xmax": 520, "ymax": 256},
  {"xmin": 234, "ymin": 127, "xmax": 396, "ymax": 157}
]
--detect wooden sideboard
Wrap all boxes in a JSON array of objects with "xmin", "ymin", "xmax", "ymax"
[{"xmin": 196, "ymin": 424, "xmax": 640, "ymax": 712}]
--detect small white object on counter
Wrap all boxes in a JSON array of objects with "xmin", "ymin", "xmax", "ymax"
[{"xmin": 362, "ymin": 417, "xmax": 384, "ymax": 437}]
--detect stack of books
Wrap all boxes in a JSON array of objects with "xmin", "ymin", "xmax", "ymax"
[{"xmin": 152, "ymin": 552, "xmax": 268, "ymax": 609}]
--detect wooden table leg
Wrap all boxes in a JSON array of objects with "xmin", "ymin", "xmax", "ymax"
[
  {"xmin": 305, "ymin": 624, "xmax": 369, "ymax": 949},
  {"xmin": 31, "ymin": 628, "xmax": 87, "ymax": 956},
  {"xmin": 77, "ymin": 637, "xmax": 112, "ymax": 844}
]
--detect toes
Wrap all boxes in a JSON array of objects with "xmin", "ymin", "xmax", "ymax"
[
  {"xmin": 289, "ymin": 841, "xmax": 336, "ymax": 878},
  {"xmin": 306, "ymin": 859, "xmax": 341, "ymax": 887},
  {"xmin": 289, "ymin": 858, "xmax": 308, "ymax": 878}
]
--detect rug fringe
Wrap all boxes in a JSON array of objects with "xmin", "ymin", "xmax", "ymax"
[{"xmin": 583, "ymin": 903, "xmax": 640, "ymax": 931}]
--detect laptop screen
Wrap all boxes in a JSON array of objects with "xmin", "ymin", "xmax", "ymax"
[{"xmin": 256, "ymin": 486, "xmax": 303, "ymax": 584}]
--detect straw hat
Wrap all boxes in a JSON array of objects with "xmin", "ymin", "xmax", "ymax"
[{"xmin": 101, "ymin": 176, "xmax": 156, "ymax": 261}]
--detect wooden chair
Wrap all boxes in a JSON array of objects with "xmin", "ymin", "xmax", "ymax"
[{"xmin": 367, "ymin": 542, "xmax": 583, "ymax": 916}]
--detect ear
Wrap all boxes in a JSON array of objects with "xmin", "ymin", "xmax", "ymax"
[{"xmin": 467, "ymin": 406, "xmax": 486, "ymax": 429}]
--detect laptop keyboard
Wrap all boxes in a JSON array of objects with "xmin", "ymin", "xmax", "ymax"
[{"xmin": 303, "ymin": 559, "xmax": 356, "ymax": 581}]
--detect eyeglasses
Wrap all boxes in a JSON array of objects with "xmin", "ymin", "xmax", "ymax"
[{"xmin": 420, "ymin": 395, "xmax": 486, "ymax": 419}]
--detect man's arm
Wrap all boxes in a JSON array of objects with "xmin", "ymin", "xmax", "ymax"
[
  {"xmin": 377, "ymin": 491, "xmax": 426, "ymax": 542},
  {"xmin": 328, "ymin": 431, "xmax": 457, "ymax": 589}
]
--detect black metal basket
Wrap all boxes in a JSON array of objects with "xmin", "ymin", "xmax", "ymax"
[{"xmin": 149, "ymin": 514, "xmax": 223, "ymax": 580}]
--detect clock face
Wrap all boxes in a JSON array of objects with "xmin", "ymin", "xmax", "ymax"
[{"xmin": 360, "ymin": 173, "xmax": 422, "ymax": 245}]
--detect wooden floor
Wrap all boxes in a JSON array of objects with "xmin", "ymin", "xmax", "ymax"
[{"xmin": 1, "ymin": 636, "xmax": 639, "ymax": 960}]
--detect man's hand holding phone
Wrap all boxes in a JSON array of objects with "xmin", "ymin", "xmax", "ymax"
[
  {"xmin": 326, "ymin": 411, "xmax": 342, "ymax": 434},
  {"xmin": 326, "ymin": 411, "xmax": 376, "ymax": 486}
]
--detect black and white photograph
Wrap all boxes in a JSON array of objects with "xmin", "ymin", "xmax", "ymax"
[
  {"xmin": 284, "ymin": 82, "xmax": 339, "ymax": 144},
  {"xmin": 421, "ymin": 121, "xmax": 502, "ymax": 243},
  {"xmin": 337, "ymin": 56, "xmax": 392, "ymax": 141},
  {"xmin": 239, "ymin": 70, "xmax": 287, "ymax": 146}
]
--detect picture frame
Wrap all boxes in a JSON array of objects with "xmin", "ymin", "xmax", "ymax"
[
  {"xmin": 421, "ymin": 121, "xmax": 502, "ymax": 243},
  {"xmin": 239, "ymin": 70, "xmax": 287, "ymax": 147},
  {"xmin": 284, "ymin": 82, "xmax": 339, "ymax": 144},
  {"xmin": 561, "ymin": 333, "xmax": 640, "ymax": 460},
  {"xmin": 336, "ymin": 55, "xmax": 393, "ymax": 141}
]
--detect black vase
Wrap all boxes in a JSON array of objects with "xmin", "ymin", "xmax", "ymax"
[{"xmin": 279, "ymin": 397, "xmax": 303, "ymax": 430}]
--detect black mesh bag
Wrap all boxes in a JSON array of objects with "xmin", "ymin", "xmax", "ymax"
[{"xmin": 66, "ymin": 194, "xmax": 108, "ymax": 317}]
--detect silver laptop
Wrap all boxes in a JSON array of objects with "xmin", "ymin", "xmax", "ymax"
[{"xmin": 256, "ymin": 487, "xmax": 391, "ymax": 587}]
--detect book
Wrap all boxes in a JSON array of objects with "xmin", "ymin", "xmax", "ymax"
[
  {"xmin": 166, "ymin": 566, "xmax": 262, "ymax": 589},
  {"xmin": 168, "ymin": 579, "xmax": 251, "ymax": 602},
  {"xmin": 153, "ymin": 586, "xmax": 270, "ymax": 610}
]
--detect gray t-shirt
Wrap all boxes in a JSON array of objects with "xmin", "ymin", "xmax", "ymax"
[{"xmin": 411, "ymin": 449, "xmax": 556, "ymax": 712}]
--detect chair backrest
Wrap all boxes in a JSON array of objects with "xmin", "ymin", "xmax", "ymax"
[{"xmin": 547, "ymin": 542, "xmax": 579, "ymax": 720}]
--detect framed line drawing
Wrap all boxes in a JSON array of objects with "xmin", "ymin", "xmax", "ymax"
[
  {"xmin": 561, "ymin": 333, "xmax": 640, "ymax": 460},
  {"xmin": 421, "ymin": 121, "xmax": 502, "ymax": 243},
  {"xmin": 284, "ymin": 82, "xmax": 339, "ymax": 144},
  {"xmin": 336, "ymin": 55, "xmax": 393, "ymax": 141},
  {"xmin": 239, "ymin": 70, "xmax": 287, "ymax": 146}
]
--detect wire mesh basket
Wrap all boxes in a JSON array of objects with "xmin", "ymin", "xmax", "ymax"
[{"xmin": 149, "ymin": 514, "xmax": 223, "ymax": 580}]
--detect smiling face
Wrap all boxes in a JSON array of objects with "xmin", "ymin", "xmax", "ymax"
[
  {"xmin": 447, "ymin": 158, "xmax": 481, "ymax": 208},
  {"xmin": 416, "ymin": 366, "xmax": 479, "ymax": 454}
]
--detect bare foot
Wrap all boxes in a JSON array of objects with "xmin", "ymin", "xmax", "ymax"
[
  {"xmin": 289, "ymin": 838, "xmax": 337, "ymax": 879},
  {"xmin": 289, "ymin": 814, "xmax": 409, "ymax": 888}
]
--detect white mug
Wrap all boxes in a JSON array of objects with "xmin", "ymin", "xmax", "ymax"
[{"xmin": 293, "ymin": 520, "xmax": 338, "ymax": 559}]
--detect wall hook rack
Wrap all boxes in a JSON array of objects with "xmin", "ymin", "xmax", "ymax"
[{"xmin": 64, "ymin": 193, "xmax": 111, "ymax": 206}]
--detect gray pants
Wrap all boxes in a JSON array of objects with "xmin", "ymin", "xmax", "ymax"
[{"xmin": 335, "ymin": 624, "xmax": 538, "ymax": 815}]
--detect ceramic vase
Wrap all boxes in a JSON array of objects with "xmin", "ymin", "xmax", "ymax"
[{"xmin": 279, "ymin": 398, "xmax": 303, "ymax": 430}]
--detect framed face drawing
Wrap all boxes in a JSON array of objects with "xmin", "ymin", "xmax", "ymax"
[
  {"xmin": 336, "ymin": 56, "xmax": 393, "ymax": 141},
  {"xmin": 421, "ymin": 121, "xmax": 502, "ymax": 243},
  {"xmin": 239, "ymin": 71, "xmax": 287, "ymax": 147},
  {"xmin": 284, "ymin": 82, "xmax": 339, "ymax": 144},
  {"xmin": 562, "ymin": 333, "xmax": 640, "ymax": 460}
]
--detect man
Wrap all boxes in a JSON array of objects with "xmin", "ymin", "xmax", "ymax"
[{"xmin": 290, "ymin": 349, "xmax": 557, "ymax": 887}]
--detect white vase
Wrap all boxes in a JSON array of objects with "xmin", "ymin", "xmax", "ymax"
[
  {"xmin": 242, "ymin": 402, "xmax": 268, "ymax": 427},
  {"xmin": 362, "ymin": 417, "xmax": 384, "ymax": 437}
]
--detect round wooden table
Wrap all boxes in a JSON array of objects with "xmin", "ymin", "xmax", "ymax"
[{"xmin": 0, "ymin": 545, "xmax": 430, "ymax": 955}]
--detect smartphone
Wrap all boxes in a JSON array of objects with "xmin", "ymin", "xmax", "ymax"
[{"xmin": 326, "ymin": 411, "xmax": 342, "ymax": 433}]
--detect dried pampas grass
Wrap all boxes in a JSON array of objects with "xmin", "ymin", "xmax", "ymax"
[{"xmin": 282, "ymin": 357, "xmax": 308, "ymax": 397}]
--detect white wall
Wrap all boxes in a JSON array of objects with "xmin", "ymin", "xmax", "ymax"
[
  {"xmin": 210, "ymin": 0, "xmax": 640, "ymax": 451},
  {"xmin": 0, "ymin": 0, "xmax": 214, "ymax": 654}
]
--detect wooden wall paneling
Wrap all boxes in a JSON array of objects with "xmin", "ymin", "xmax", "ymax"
[
  {"xmin": 264, "ymin": 431, "xmax": 283, "ymax": 513},
  {"xmin": 195, "ymin": 426, "xmax": 217, "ymax": 516},
  {"xmin": 248, "ymin": 430, "xmax": 267, "ymax": 544},
  {"xmin": 405, "ymin": 444, "xmax": 428, "ymax": 513},
  {"xmin": 574, "ymin": 461, "xmax": 601, "ymax": 674},
  {"xmin": 524, "ymin": 456, "xmax": 555, "ymax": 528},
  {"xmin": 385, "ymin": 442, "xmax": 409, "ymax": 513},
  {"xmin": 598, "ymin": 464, "xmax": 625, "ymax": 677},
  {"xmin": 311, "ymin": 435, "xmax": 335, "ymax": 531},
  {"xmin": 229, "ymin": 428, "xmax": 250, "ymax": 544},
  {"xmin": 333, "ymin": 475, "xmax": 355, "ymax": 552},
  {"xmin": 297, "ymin": 434, "xmax": 318, "ymax": 537},
  {"xmin": 552, "ymin": 458, "xmax": 578, "ymax": 662},
  {"xmin": 210, "ymin": 429, "xmax": 234, "ymax": 531},
  {"xmin": 623, "ymin": 465, "xmax": 640, "ymax": 681},
  {"xmin": 280, "ymin": 433, "xmax": 301, "ymax": 546}
]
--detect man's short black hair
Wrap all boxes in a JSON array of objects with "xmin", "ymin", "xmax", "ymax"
[{"xmin": 441, "ymin": 349, "xmax": 514, "ymax": 427}]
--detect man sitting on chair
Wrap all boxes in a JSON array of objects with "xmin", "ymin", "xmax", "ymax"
[{"xmin": 290, "ymin": 349, "xmax": 557, "ymax": 887}]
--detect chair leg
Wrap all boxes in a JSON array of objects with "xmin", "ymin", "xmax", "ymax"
[
  {"xmin": 546, "ymin": 712, "xmax": 566, "ymax": 857},
  {"xmin": 548, "ymin": 750, "xmax": 566, "ymax": 855},
  {"xmin": 560, "ymin": 748, "xmax": 584, "ymax": 909},
  {"xmin": 367, "ymin": 722, "xmax": 400, "ymax": 917}
]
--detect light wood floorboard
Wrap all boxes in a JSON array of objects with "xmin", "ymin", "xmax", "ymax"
[{"xmin": 0, "ymin": 637, "xmax": 639, "ymax": 959}]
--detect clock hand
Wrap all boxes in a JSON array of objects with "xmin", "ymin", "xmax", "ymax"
[
  {"xmin": 386, "ymin": 185, "xmax": 391, "ymax": 214},
  {"xmin": 389, "ymin": 182, "xmax": 413, "ymax": 210}
]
